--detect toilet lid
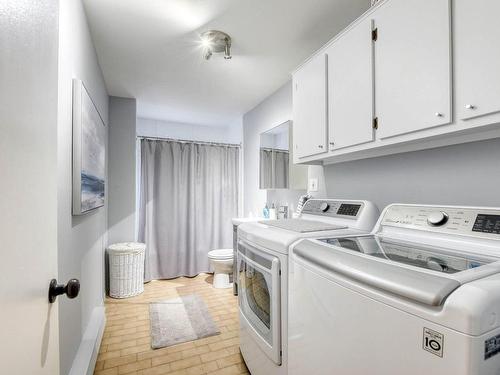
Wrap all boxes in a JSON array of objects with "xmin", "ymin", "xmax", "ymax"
[{"xmin": 208, "ymin": 249, "xmax": 233, "ymax": 259}]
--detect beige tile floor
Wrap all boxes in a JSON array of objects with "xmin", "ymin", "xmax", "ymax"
[{"xmin": 94, "ymin": 274, "xmax": 249, "ymax": 375}]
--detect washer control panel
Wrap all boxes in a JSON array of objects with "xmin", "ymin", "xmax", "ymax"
[
  {"xmin": 302, "ymin": 199, "xmax": 363, "ymax": 219},
  {"xmin": 381, "ymin": 205, "xmax": 500, "ymax": 239}
]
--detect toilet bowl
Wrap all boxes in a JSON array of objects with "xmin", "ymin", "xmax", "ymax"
[{"xmin": 208, "ymin": 249, "xmax": 234, "ymax": 289}]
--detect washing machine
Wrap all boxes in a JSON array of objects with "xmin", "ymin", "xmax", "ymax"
[
  {"xmin": 237, "ymin": 199, "xmax": 379, "ymax": 375},
  {"xmin": 289, "ymin": 203, "xmax": 500, "ymax": 375}
]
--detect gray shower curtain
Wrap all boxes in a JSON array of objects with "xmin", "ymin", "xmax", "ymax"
[{"xmin": 138, "ymin": 139, "xmax": 239, "ymax": 280}]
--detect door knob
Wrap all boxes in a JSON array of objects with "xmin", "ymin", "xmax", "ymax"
[{"xmin": 48, "ymin": 278, "xmax": 80, "ymax": 303}]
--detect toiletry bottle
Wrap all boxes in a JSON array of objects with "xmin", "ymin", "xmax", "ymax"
[
  {"xmin": 269, "ymin": 203, "xmax": 277, "ymax": 220},
  {"xmin": 263, "ymin": 204, "xmax": 269, "ymax": 219}
]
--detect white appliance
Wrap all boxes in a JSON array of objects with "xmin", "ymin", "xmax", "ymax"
[
  {"xmin": 237, "ymin": 199, "xmax": 379, "ymax": 375},
  {"xmin": 289, "ymin": 204, "xmax": 500, "ymax": 375},
  {"xmin": 233, "ymin": 217, "xmax": 270, "ymax": 295}
]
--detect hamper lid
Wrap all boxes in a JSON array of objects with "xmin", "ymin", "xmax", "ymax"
[{"xmin": 107, "ymin": 242, "xmax": 146, "ymax": 254}]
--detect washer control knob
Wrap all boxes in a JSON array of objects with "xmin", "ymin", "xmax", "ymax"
[
  {"xmin": 319, "ymin": 202, "xmax": 330, "ymax": 212},
  {"xmin": 427, "ymin": 211, "xmax": 449, "ymax": 226}
]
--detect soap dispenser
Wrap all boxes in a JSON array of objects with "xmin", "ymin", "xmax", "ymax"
[{"xmin": 263, "ymin": 203, "xmax": 270, "ymax": 219}]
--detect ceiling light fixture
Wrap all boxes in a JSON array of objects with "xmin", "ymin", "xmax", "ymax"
[{"xmin": 200, "ymin": 30, "xmax": 232, "ymax": 60}]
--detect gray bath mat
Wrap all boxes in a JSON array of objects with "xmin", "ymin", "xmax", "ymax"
[{"xmin": 149, "ymin": 294, "xmax": 220, "ymax": 349}]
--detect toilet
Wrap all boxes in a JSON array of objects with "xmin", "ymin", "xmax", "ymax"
[{"xmin": 208, "ymin": 249, "xmax": 234, "ymax": 289}]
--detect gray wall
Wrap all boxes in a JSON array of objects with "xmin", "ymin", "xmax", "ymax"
[
  {"xmin": 243, "ymin": 81, "xmax": 306, "ymax": 216},
  {"xmin": 57, "ymin": 1, "xmax": 109, "ymax": 374},
  {"xmin": 108, "ymin": 97, "xmax": 137, "ymax": 244},
  {"xmin": 324, "ymin": 138, "xmax": 500, "ymax": 211}
]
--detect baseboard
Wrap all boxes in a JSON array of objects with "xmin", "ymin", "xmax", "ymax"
[{"xmin": 68, "ymin": 306, "xmax": 106, "ymax": 375}]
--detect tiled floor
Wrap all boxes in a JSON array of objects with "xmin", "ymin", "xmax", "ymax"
[{"xmin": 94, "ymin": 274, "xmax": 249, "ymax": 375}]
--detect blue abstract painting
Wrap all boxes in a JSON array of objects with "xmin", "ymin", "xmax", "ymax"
[
  {"xmin": 80, "ymin": 99, "xmax": 105, "ymax": 212},
  {"xmin": 73, "ymin": 79, "xmax": 105, "ymax": 214}
]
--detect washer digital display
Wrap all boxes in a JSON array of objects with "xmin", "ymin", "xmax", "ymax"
[
  {"xmin": 337, "ymin": 204, "xmax": 361, "ymax": 217},
  {"xmin": 473, "ymin": 214, "xmax": 500, "ymax": 234}
]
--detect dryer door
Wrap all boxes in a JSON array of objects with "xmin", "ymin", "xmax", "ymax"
[{"xmin": 237, "ymin": 240, "xmax": 281, "ymax": 365}]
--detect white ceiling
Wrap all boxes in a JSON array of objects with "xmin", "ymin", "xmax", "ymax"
[{"xmin": 83, "ymin": 0, "xmax": 370, "ymax": 127}]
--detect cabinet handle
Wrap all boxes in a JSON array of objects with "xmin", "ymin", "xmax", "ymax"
[
  {"xmin": 329, "ymin": 142, "xmax": 334, "ymax": 146},
  {"xmin": 318, "ymin": 145, "xmax": 324, "ymax": 149},
  {"xmin": 465, "ymin": 104, "xmax": 476, "ymax": 110},
  {"xmin": 435, "ymin": 112, "xmax": 443, "ymax": 117}
]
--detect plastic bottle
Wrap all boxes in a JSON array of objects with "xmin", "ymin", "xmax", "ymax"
[{"xmin": 263, "ymin": 203, "xmax": 270, "ymax": 219}]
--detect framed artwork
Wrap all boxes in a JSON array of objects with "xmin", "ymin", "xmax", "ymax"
[{"xmin": 72, "ymin": 79, "xmax": 106, "ymax": 215}]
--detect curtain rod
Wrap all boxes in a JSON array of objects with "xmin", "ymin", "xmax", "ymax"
[
  {"xmin": 137, "ymin": 136, "xmax": 241, "ymax": 148},
  {"xmin": 260, "ymin": 147, "xmax": 289, "ymax": 153}
]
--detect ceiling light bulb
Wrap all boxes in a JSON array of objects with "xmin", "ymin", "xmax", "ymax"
[{"xmin": 201, "ymin": 38, "xmax": 211, "ymax": 48}]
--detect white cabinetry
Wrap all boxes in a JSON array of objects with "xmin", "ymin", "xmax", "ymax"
[
  {"xmin": 374, "ymin": 0, "xmax": 452, "ymax": 139},
  {"xmin": 292, "ymin": 0, "xmax": 500, "ymax": 165},
  {"xmin": 292, "ymin": 53, "xmax": 328, "ymax": 159},
  {"xmin": 326, "ymin": 17, "xmax": 375, "ymax": 150},
  {"xmin": 455, "ymin": 0, "xmax": 500, "ymax": 121}
]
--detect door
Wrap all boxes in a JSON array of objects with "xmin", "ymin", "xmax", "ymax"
[
  {"xmin": 455, "ymin": 0, "xmax": 500, "ymax": 121},
  {"xmin": 327, "ymin": 17, "xmax": 375, "ymax": 150},
  {"xmin": 0, "ymin": 1, "xmax": 60, "ymax": 374},
  {"xmin": 292, "ymin": 53, "xmax": 328, "ymax": 159},
  {"xmin": 375, "ymin": 0, "xmax": 452, "ymax": 139},
  {"xmin": 237, "ymin": 240, "xmax": 281, "ymax": 365}
]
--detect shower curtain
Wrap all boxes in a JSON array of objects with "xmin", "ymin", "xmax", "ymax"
[
  {"xmin": 273, "ymin": 150, "xmax": 289, "ymax": 189},
  {"xmin": 138, "ymin": 139, "xmax": 239, "ymax": 280}
]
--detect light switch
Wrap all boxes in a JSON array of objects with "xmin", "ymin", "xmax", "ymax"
[{"xmin": 308, "ymin": 178, "xmax": 318, "ymax": 192}]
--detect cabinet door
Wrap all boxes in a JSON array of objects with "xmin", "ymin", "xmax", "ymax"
[
  {"xmin": 292, "ymin": 53, "xmax": 328, "ymax": 159},
  {"xmin": 455, "ymin": 0, "xmax": 500, "ymax": 121},
  {"xmin": 327, "ymin": 18, "xmax": 374, "ymax": 150},
  {"xmin": 375, "ymin": 0, "xmax": 452, "ymax": 139}
]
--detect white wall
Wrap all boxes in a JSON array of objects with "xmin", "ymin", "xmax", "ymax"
[
  {"xmin": 242, "ymin": 81, "xmax": 307, "ymax": 217},
  {"xmin": 137, "ymin": 117, "xmax": 242, "ymax": 145},
  {"xmin": 57, "ymin": 1, "xmax": 109, "ymax": 374},
  {"xmin": 108, "ymin": 97, "xmax": 137, "ymax": 244}
]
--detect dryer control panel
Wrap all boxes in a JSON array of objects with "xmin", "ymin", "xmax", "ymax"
[
  {"xmin": 302, "ymin": 199, "xmax": 364, "ymax": 219},
  {"xmin": 381, "ymin": 205, "xmax": 500, "ymax": 239}
]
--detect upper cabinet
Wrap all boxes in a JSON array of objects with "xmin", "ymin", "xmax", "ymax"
[
  {"xmin": 374, "ymin": 0, "xmax": 452, "ymax": 139},
  {"xmin": 455, "ymin": 0, "xmax": 500, "ymax": 121},
  {"xmin": 292, "ymin": 0, "xmax": 500, "ymax": 165},
  {"xmin": 326, "ymin": 17, "xmax": 375, "ymax": 151},
  {"xmin": 292, "ymin": 53, "xmax": 328, "ymax": 159}
]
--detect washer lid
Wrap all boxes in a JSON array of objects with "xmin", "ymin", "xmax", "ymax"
[
  {"xmin": 294, "ymin": 236, "xmax": 500, "ymax": 306},
  {"xmin": 319, "ymin": 236, "xmax": 494, "ymax": 274}
]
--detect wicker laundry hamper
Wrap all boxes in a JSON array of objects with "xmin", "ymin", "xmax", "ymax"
[{"xmin": 108, "ymin": 242, "xmax": 146, "ymax": 298}]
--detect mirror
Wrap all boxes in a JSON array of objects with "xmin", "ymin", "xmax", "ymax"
[{"xmin": 260, "ymin": 121, "xmax": 290, "ymax": 189}]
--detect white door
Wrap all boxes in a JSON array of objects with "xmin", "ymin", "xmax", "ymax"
[
  {"xmin": 0, "ymin": 1, "xmax": 60, "ymax": 374},
  {"xmin": 374, "ymin": 0, "xmax": 452, "ymax": 139},
  {"xmin": 327, "ymin": 17, "xmax": 375, "ymax": 151},
  {"xmin": 455, "ymin": 0, "xmax": 500, "ymax": 121},
  {"xmin": 292, "ymin": 53, "xmax": 328, "ymax": 159}
]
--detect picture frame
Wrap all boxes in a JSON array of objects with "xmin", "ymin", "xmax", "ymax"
[{"xmin": 72, "ymin": 78, "xmax": 106, "ymax": 215}]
